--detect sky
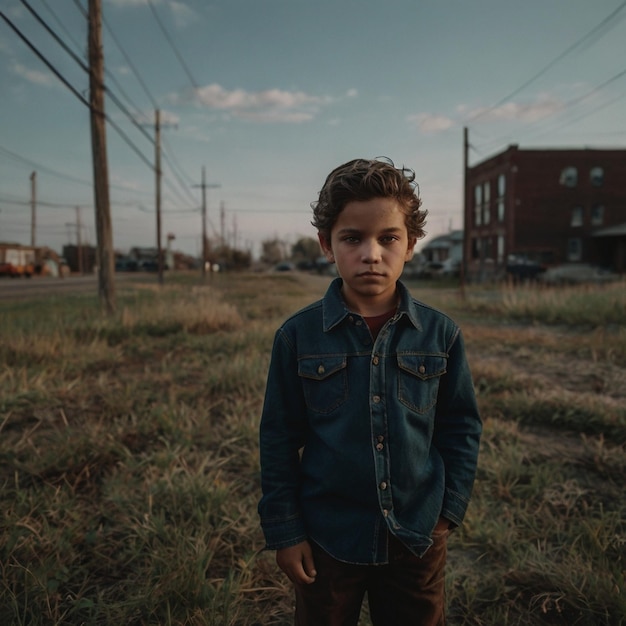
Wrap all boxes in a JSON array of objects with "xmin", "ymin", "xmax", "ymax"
[{"xmin": 1, "ymin": 0, "xmax": 626, "ymax": 260}]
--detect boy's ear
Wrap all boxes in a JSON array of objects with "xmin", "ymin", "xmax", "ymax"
[
  {"xmin": 318, "ymin": 232, "xmax": 334, "ymax": 263},
  {"xmin": 405, "ymin": 237, "xmax": 418, "ymax": 261}
]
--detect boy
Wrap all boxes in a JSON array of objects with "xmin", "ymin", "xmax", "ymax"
[{"xmin": 258, "ymin": 158, "xmax": 482, "ymax": 625}]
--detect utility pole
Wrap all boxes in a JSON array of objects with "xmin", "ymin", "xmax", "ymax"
[
  {"xmin": 220, "ymin": 201, "xmax": 225, "ymax": 247},
  {"xmin": 88, "ymin": 0, "xmax": 115, "ymax": 314},
  {"xmin": 30, "ymin": 171, "xmax": 36, "ymax": 247},
  {"xmin": 76, "ymin": 206, "xmax": 83, "ymax": 274},
  {"xmin": 141, "ymin": 109, "xmax": 175, "ymax": 285},
  {"xmin": 155, "ymin": 109, "xmax": 163, "ymax": 285},
  {"xmin": 193, "ymin": 167, "xmax": 220, "ymax": 282},
  {"xmin": 460, "ymin": 126, "xmax": 469, "ymax": 299}
]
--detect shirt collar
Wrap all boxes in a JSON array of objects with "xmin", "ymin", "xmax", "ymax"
[{"xmin": 322, "ymin": 277, "xmax": 422, "ymax": 332}]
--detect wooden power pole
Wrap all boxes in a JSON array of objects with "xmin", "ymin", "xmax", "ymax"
[
  {"xmin": 460, "ymin": 126, "xmax": 469, "ymax": 299},
  {"xmin": 76, "ymin": 206, "xmax": 83, "ymax": 274},
  {"xmin": 193, "ymin": 167, "xmax": 220, "ymax": 282},
  {"xmin": 155, "ymin": 109, "xmax": 163, "ymax": 285},
  {"xmin": 30, "ymin": 171, "xmax": 36, "ymax": 247},
  {"xmin": 88, "ymin": 0, "xmax": 115, "ymax": 314}
]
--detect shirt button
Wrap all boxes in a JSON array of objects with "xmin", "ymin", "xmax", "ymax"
[
  {"xmin": 356, "ymin": 320, "xmax": 363, "ymax": 326},
  {"xmin": 317, "ymin": 365, "xmax": 325, "ymax": 375},
  {"xmin": 372, "ymin": 356, "xmax": 379, "ymax": 365},
  {"xmin": 373, "ymin": 395, "xmax": 381, "ymax": 403},
  {"xmin": 379, "ymin": 481, "xmax": 388, "ymax": 490},
  {"xmin": 383, "ymin": 509, "xmax": 389, "ymax": 517},
  {"xmin": 377, "ymin": 435, "xmax": 384, "ymax": 443},
  {"xmin": 419, "ymin": 365, "xmax": 426, "ymax": 374},
  {"xmin": 376, "ymin": 443, "xmax": 384, "ymax": 451}
]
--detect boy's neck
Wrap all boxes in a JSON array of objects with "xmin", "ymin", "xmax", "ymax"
[{"xmin": 341, "ymin": 287, "xmax": 399, "ymax": 317}]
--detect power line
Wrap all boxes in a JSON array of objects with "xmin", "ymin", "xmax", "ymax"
[
  {"xmin": 19, "ymin": 0, "xmax": 155, "ymax": 148},
  {"xmin": 146, "ymin": 0, "xmax": 200, "ymax": 89},
  {"xmin": 0, "ymin": 144, "xmax": 155, "ymax": 196},
  {"xmin": 473, "ymin": 66, "xmax": 626, "ymax": 152},
  {"xmin": 100, "ymin": 4, "xmax": 203, "ymax": 207},
  {"xmin": 4, "ymin": 5, "xmax": 154, "ymax": 173},
  {"xmin": 466, "ymin": 0, "xmax": 626, "ymax": 124},
  {"xmin": 101, "ymin": 9, "xmax": 158, "ymax": 109},
  {"xmin": 39, "ymin": 0, "xmax": 203, "ymax": 212}
]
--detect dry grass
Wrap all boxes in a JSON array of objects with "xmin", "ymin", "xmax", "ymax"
[{"xmin": 1, "ymin": 273, "xmax": 624, "ymax": 625}]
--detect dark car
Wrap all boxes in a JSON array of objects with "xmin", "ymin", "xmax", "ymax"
[
  {"xmin": 115, "ymin": 259, "xmax": 138, "ymax": 272},
  {"xmin": 506, "ymin": 256, "xmax": 546, "ymax": 283}
]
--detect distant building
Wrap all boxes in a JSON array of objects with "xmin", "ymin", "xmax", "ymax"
[
  {"xmin": 464, "ymin": 145, "xmax": 626, "ymax": 279},
  {"xmin": 63, "ymin": 244, "xmax": 97, "ymax": 274},
  {"xmin": 421, "ymin": 230, "xmax": 463, "ymax": 264}
]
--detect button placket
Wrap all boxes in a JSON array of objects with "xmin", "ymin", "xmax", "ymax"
[{"xmin": 370, "ymin": 323, "xmax": 393, "ymax": 515}]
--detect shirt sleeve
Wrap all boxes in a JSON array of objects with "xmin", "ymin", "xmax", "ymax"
[
  {"xmin": 433, "ymin": 327, "xmax": 482, "ymax": 526},
  {"xmin": 257, "ymin": 327, "xmax": 309, "ymax": 549}
]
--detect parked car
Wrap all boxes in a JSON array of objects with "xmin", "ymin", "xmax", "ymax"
[
  {"xmin": 273, "ymin": 262, "xmax": 296, "ymax": 272},
  {"xmin": 115, "ymin": 259, "xmax": 138, "ymax": 272},
  {"xmin": 506, "ymin": 255, "xmax": 546, "ymax": 282},
  {"xmin": 538, "ymin": 264, "xmax": 618, "ymax": 286}
]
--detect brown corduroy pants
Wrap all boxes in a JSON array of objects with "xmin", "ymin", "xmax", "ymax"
[{"xmin": 294, "ymin": 531, "xmax": 448, "ymax": 626}]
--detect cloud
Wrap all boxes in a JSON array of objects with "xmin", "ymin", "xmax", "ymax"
[
  {"xmin": 181, "ymin": 83, "xmax": 332, "ymax": 123},
  {"xmin": 11, "ymin": 61, "xmax": 56, "ymax": 87},
  {"xmin": 407, "ymin": 113, "xmax": 455, "ymax": 133},
  {"xmin": 466, "ymin": 95, "xmax": 564, "ymax": 123},
  {"xmin": 107, "ymin": 0, "xmax": 156, "ymax": 6},
  {"xmin": 107, "ymin": 0, "xmax": 198, "ymax": 26},
  {"xmin": 410, "ymin": 94, "xmax": 565, "ymax": 135},
  {"xmin": 169, "ymin": 1, "xmax": 195, "ymax": 24}
]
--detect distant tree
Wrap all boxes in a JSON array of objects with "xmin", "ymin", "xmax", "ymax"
[
  {"xmin": 214, "ymin": 243, "xmax": 251, "ymax": 271},
  {"xmin": 261, "ymin": 238, "xmax": 286, "ymax": 265},
  {"xmin": 291, "ymin": 237, "xmax": 320, "ymax": 265}
]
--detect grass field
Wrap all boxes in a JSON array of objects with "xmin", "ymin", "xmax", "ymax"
[{"xmin": 1, "ymin": 272, "xmax": 624, "ymax": 625}]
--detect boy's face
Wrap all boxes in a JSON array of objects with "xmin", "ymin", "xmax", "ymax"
[{"xmin": 318, "ymin": 197, "xmax": 416, "ymax": 315}]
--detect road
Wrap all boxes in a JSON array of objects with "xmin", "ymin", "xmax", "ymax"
[{"xmin": 0, "ymin": 273, "xmax": 156, "ymax": 300}]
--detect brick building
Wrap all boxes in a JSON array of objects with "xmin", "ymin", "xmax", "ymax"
[{"xmin": 464, "ymin": 145, "xmax": 626, "ymax": 280}]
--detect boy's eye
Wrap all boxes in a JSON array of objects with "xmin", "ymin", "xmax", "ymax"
[
  {"xmin": 380, "ymin": 235, "xmax": 399, "ymax": 244},
  {"xmin": 342, "ymin": 236, "xmax": 360, "ymax": 243}
]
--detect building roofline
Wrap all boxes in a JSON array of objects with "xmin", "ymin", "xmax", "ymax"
[{"xmin": 469, "ymin": 144, "xmax": 626, "ymax": 170}]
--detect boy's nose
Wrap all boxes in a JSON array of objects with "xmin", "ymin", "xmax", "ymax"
[{"xmin": 361, "ymin": 241, "xmax": 382, "ymax": 263}]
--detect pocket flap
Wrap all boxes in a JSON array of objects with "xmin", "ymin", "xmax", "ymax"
[
  {"xmin": 298, "ymin": 356, "xmax": 347, "ymax": 381},
  {"xmin": 397, "ymin": 354, "xmax": 447, "ymax": 380}
]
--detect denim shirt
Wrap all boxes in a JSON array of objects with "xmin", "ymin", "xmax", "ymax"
[{"xmin": 258, "ymin": 278, "xmax": 482, "ymax": 564}]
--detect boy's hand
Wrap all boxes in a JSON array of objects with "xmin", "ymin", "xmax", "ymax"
[{"xmin": 276, "ymin": 540, "xmax": 317, "ymax": 585}]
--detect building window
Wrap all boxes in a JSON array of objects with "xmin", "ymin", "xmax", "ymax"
[
  {"xmin": 474, "ymin": 185, "xmax": 482, "ymax": 226},
  {"xmin": 483, "ymin": 181, "xmax": 491, "ymax": 225},
  {"xmin": 471, "ymin": 237, "xmax": 480, "ymax": 259},
  {"xmin": 497, "ymin": 235, "xmax": 505, "ymax": 263},
  {"xmin": 591, "ymin": 204, "xmax": 605, "ymax": 226},
  {"xmin": 590, "ymin": 167, "xmax": 604, "ymax": 187},
  {"xmin": 570, "ymin": 206, "xmax": 584, "ymax": 227},
  {"xmin": 560, "ymin": 167, "xmax": 578, "ymax": 187},
  {"xmin": 568, "ymin": 238, "xmax": 582, "ymax": 262},
  {"xmin": 483, "ymin": 236, "xmax": 493, "ymax": 260},
  {"xmin": 497, "ymin": 174, "xmax": 505, "ymax": 222}
]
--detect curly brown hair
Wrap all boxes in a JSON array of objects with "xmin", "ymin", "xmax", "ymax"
[{"xmin": 311, "ymin": 157, "xmax": 427, "ymax": 241}]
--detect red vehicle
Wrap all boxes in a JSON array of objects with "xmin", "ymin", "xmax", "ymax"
[{"xmin": 0, "ymin": 246, "xmax": 36, "ymax": 278}]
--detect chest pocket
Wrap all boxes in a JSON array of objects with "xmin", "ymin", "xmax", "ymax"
[
  {"xmin": 298, "ymin": 356, "xmax": 348, "ymax": 414},
  {"xmin": 397, "ymin": 354, "xmax": 447, "ymax": 414}
]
